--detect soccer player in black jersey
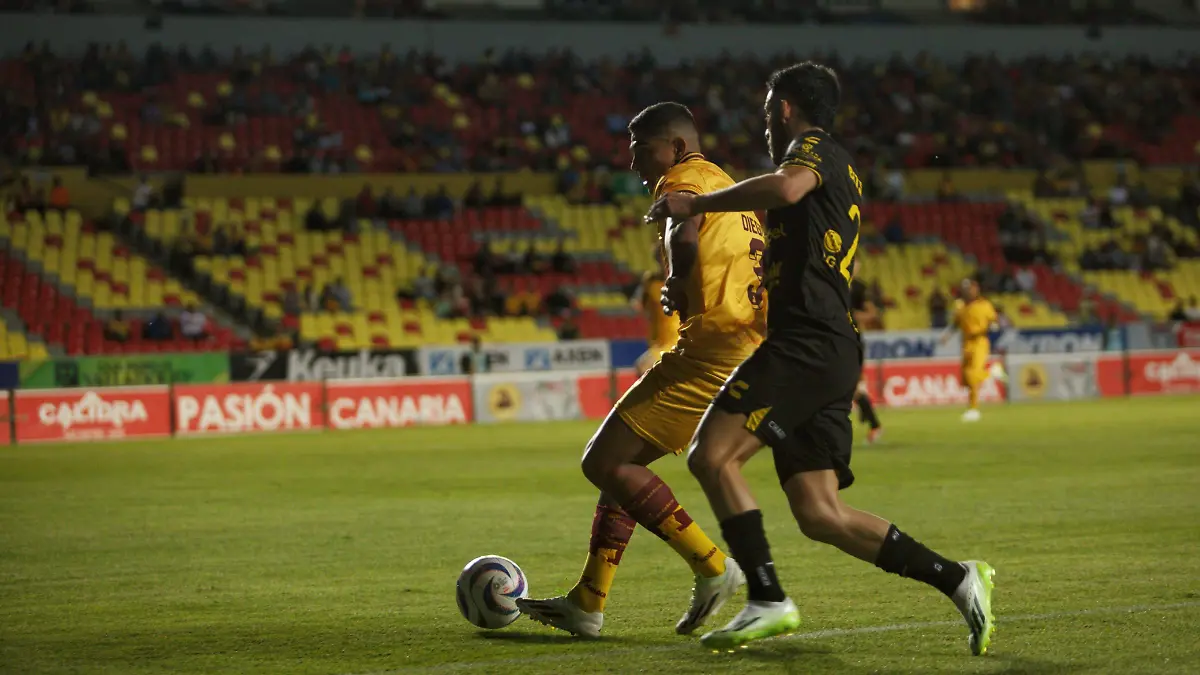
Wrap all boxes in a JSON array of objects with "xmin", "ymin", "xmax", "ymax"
[
  {"xmin": 646, "ymin": 62, "xmax": 996, "ymax": 654},
  {"xmin": 849, "ymin": 259, "xmax": 883, "ymax": 442}
]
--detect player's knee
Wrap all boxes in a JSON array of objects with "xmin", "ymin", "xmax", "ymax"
[
  {"xmin": 794, "ymin": 501, "xmax": 848, "ymax": 544},
  {"xmin": 579, "ymin": 437, "xmax": 613, "ymax": 488},
  {"xmin": 685, "ymin": 440, "xmax": 718, "ymax": 484}
]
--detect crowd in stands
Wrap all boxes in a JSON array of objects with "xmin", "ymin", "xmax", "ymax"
[
  {"xmin": 4, "ymin": 41, "xmax": 1199, "ymax": 341},
  {"xmin": 3, "ymin": 41, "xmax": 1197, "ymax": 179}
]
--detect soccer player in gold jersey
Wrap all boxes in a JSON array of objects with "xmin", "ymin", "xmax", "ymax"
[
  {"xmin": 942, "ymin": 278, "xmax": 1007, "ymax": 422},
  {"xmin": 517, "ymin": 102, "xmax": 768, "ymax": 638}
]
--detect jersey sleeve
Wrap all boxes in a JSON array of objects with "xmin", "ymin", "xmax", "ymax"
[
  {"xmin": 653, "ymin": 164, "xmax": 704, "ymax": 199},
  {"xmin": 779, "ymin": 134, "xmax": 832, "ymax": 186}
]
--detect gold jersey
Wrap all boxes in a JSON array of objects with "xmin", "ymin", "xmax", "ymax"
[
  {"xmin": 641, "ymin": 272, "xmax": 681, "ymax": 348},
  {"xmin": 653, "ymin": 153, "xmax": 767, "ymax": 366},
  {"xmin": 955, "ymin": 297, "xmax": 997, "ymax": 346}
]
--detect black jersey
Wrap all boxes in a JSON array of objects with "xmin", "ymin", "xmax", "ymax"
[{"xmin": 762, "ymin": 130, "xmax": 863, "ymax": 342}]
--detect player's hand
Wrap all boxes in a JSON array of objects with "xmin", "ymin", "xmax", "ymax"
[
  {"xmin": 645, "ymin": 192, "xmax": 698, "ymax": 223},
  {"xmin": 660, "ymin": 276, "xmax": 688, "ymax": 320}
]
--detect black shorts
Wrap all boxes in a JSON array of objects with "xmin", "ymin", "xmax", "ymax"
[{"xmin": 713, "ymin": 333, "xmax": 862, "ymax": 489}]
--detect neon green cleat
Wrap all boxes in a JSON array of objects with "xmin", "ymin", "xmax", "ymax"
[
  {"xmin": 952, "ymin": 560, "xmax": 997, "ymax": 656},
  {"xmin": 699, "ymin": 598, "xmax": 801, "ymax": 650}
]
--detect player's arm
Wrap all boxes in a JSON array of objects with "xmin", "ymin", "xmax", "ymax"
[
  {"xmin": 647, "ymin": 166, "xmax": 817, "ymax": 220},
  {"xmin": 660, "ymin": 211, "xmax": 703, "ymax": 319},
  {"xmin": 854, "ymin": 298, "xmax": 879, "ymax": 328},
  {"xmin": 630, "ymin": 275, "xmax": 647, "ymax": 312},
  {"xmin": 938, "ymin": 307, "xmax": 962, "ymax": 345}
]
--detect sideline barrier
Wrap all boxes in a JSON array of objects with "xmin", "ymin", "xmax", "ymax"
[
  {"xmin": 1, "ymin": 349, "xmax": 1196, "ymax": 444},
  {"xmin": 12, "ymin": 386, "xmax": 172, "ymax": 443}
]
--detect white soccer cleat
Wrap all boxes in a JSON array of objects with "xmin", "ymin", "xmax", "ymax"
[
  {"xmin": 962, "ymin": 408, "xmax": 982, "ymax": 423},
  {"xmin": 989, "ymin": 363, "xmax": 1009, "ymax": 383},
  {"xmin": 699, "ymin": 597, "xmax": 801, "ymax": 650},
  {"xmin": 676, "ymin": 558, "xmax": 746, "ymax": 635},
  {"xmin": 515, "ymin": 595, "xmax": 603, "ymax": 638},
  {"xmin": 952, "ymin": 560, "xmax": 997, "ymax": 656}
]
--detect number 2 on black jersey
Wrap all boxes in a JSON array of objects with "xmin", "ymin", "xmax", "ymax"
[{"xmin": 839, "ymin": 205, "xmax": 861, "ymax": 286}]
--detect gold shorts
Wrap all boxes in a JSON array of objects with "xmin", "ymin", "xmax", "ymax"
[
  {"xmin": 961, "ymin": 347, "xmax": 990, "ymax": 387},
  {"xmin": 616, "ymin": 350, "xmax": 733, "ymax": 456}
]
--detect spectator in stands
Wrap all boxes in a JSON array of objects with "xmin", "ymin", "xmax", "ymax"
[
  {"xmin": 378, "ymin": 187, "xmax": 399, "ymax": 218},
  {"xmin": 463, "ymin": 179, "xmax": 485, "ymax": 209},
  {"xmin": 180, "ymin": 304, "xmax": 209, "ymax": 341},
  {"xmin": 436, "ymin": 283, "xmax": 470, "ymax": 319},
  {"xmin": 522, "ymin": 243, "xmax": 548, "ymax": 275},
  {"xmin": 103, "ymin": 310, "xmax": 130, "ymax": 343},
  {"xmin": 1108, "ymin": 172, "xmax": 1130, "ymax": 207},
  {"xmin": 401, "ymin": 188, "xmax": 423, "ymax": 219},
  {"xmin": 544, "ymin": 285, "xmax": 574, "ymax": 316},
  {"xmin": 323, "ymin": 277, "xmax": 353, "ymax": 312},
  {"xmin": 459, "ymin": 336, "xmax": 491, "ymax": 375},
  {"xmin": 305, "ymin": 201, "xmax": 329, "ymax": 231},
  {"xmin": 883, "ymin": 216, "xmax": 906, "ymax": 245},
  {"xmin": 1143, "ymin": 233, "xmax": 1171, "ymax": 271},
  {"xmin": 465, "ymin": 276, "xmax": 493, "ymax": 316},
  {"xmin": 48, "ymin": 176, "xmax": 69, "ymax": 212},
  {"xmin": 929, "ymin": 288, "xmax": 949, "ymax": 329},
  {"xmin": 425, "ymin": 185, "xmax": 455, "ymax": 220},
  {"xmin": 1168, "ymin": 301, "xmax": 1188, "ymax": 322},
  {"xmin": 282, "ymin": 285, "xmax": 302, "ymax": 316},
  {"xmin": 1180, "ymin": 171, "xmax": 1200, "ymax": 226},
  {"xmin": 936, "ymin": 172, "xmax": 959, "ymax": 203},
  {"xmin": 557, "ymin": 310, "xmax": 581, "ymax": 341},
  {"xmin": 302, "ymin": 283, "xmax": 319, "ymax": 312},
  {"xmin": 473, "ymin": 241, "xmax": 496, "ymax": 278},
  {"xmin": 1015, "ymin": 266, "xmax": 1037, "ymax": 293},
  {"xmin": 411, "ymin": 266, "xmax": 436, "ymax": 303},
  {"xmin": 142, "ymin": 312, "xmax": 173, "ymax": 341},
  {"xmin": 356, "ymin": 183, "xmax": 377, "ymax": 218},
  {"xmin": 489, "ymin": 178, "xmax": 517, "ymax": 207},
  {"xmin": 131, "ymin": 175, "xmax": 155, "ymax": 212},
  {"xmin": 551, "ymin": 240, "xmax": 575, "ymax": 274}
]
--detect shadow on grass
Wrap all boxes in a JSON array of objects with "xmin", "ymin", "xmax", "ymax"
[
  {"xmin": 738, "ymin": 642, "xmax": 1085, "ymax": 675},
  {"xmin": 475, "ymin": 631, "xmax": 640, "ymax": 646}
]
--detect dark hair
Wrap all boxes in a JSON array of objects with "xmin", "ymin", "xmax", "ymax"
[
  {"xmin": 767, "ymin": 62, "xmax": 841, "ymax": 130},
  {"xmin": 627, "ymin": 101, "xmax": 695, "ymax": 136}
]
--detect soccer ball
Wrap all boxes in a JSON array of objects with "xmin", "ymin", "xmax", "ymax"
[{"xmin": 455, "ymin": 555, "xmax": 529, "ymax": 629}]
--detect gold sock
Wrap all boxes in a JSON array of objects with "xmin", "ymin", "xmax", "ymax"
[
  {"xmin": 570, "ymin": 504, "xmax": 635, "ymax": 613},
  {"xmin": 625, "ymin": 476, "xmax": 727, "ymax": 578}
]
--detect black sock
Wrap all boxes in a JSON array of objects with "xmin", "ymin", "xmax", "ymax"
[
  {"xmin": 874, "ymin": 524, "xmax": 966, "ymax": 598},
  {"xmin": 720, "ymin": 510, "xmax": 785, "ymax": 603},
  {"xmin": 855, "ymin": 392, "xmax": 881, "ymax": 429}
]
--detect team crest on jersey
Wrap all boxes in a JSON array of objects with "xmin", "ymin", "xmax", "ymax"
[{"xmin": 823, "ymin": 229, "xmax": 842, "ymax": 254}]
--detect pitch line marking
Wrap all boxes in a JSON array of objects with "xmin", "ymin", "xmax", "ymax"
[{"xmin": 356, "ymin": 600, "xmax": 1200, "ymax": 675}]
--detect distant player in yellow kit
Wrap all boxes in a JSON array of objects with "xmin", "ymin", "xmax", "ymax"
[
  {"xmin": 632, "ymin": 248, "xmax": 681, "ymax": 375},
  {"xmin": 943, "ymin": 279, "xmax": 1006, "ymax": 422},
  {"xmin": 518, "ymin": 102, "xmax": 767, "ymax": 638}
]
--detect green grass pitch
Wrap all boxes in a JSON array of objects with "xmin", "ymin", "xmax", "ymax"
[{"xmin": 2, "ymin": 396, "xmax": 1199, "ymax": 675}]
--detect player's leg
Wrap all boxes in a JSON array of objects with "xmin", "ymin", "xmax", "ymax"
[
  {"xmin": 961, "ymin": 348, "xmax": 985, "ymax": 421},
  {"xmin": 587, "ymin": 409, "xmax": 745, "ymax": 635},
  {"xmin": 685, "ymin": 346, "xmax": 807, "ymax": 649},
  {"xmin": 518, "ymin": 361, "xmax": 738, "ymax": 636},
  {"xmin": 779, "ymin": 411, "xmax": 996, "ymax": 656},
  {"xmin": 517, "ymin": 489, "xmax": 636, "ymax": 637},
  {"xmin": 854, "ymin": 378, "xmax": 882, "ymax": 443}
]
